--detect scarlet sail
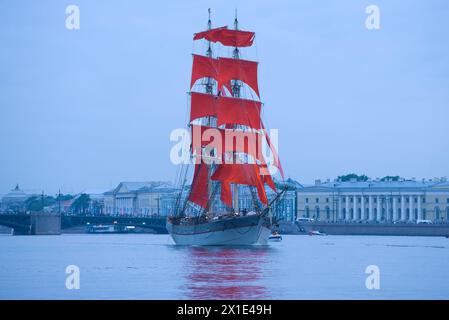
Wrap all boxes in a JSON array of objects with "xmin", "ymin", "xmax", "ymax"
[
  {"xmin": 187, "ymin": 22, "xmax": 282, "ymax": 210},
  {"xmin": 191, "ymin": 125, "xmax": 265, "ymax": 164},
  {"xmin": 217, "ymin": 57, "xmax": 259, "ymax": 97},
  {"xmin": 220, "ymin": 181, "xmax": 233, "ymax": 207},
  {"xmin": 261, "ymin": 120, "xmax": 284, "ymax": 179},
  {"xmin": 190, "ymin": 92, "xmax": 262, "ymax": 129},
  {"xmin": 189, "ymin": 92, "xmax": 216, "ymax": 121},
  {"xmin": 191, "ymin": 54, "xmax": 218, "ymax": 88},
  {"xmin": 217, "ymin": 163, "xmax": 276, "ymax": 206},
  {"xmin": 187, "ymin": 163, "xmax": 209, "ymax": 208},
  {"xmin": 211, "ymin": 164, "xmax": 268, "ymax": 206},
  {"xmin": 167, "ymin": 15, "xmax": 282, "ymax": 246},
  {"xmin": 259, "ymin": 164, "xmax": 276, "ymax": 192},
  {"xmin": 194, "ymin": 26, "xmax": 255, "ymax": 47},
  {"xmin": 216, "ymin": 95, "xmax": 261, "ymax": 128},
  {"xmin": 191, "ymin": 54, "xmax": 260, "ymax": 97}
]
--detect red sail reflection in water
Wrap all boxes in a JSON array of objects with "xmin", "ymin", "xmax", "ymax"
[{"xmin": 182, "ymin": 247, "xmax": 270, "ymax": 299}]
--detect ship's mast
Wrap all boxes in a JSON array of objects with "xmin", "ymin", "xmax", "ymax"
[
  {"xmin": 231, "ymin": 9, "xmax": 241, "ymax": 213},
  {"xmin": 205, "ymin": 8, "xmax": 213, "ymax": 92},
  {"xmin": 232, "ymin": 10, "xmax": 241, "ymax": 96},
  {"xmin": 204, "ymin": 8, "xmax": 214, "ymax": 212},
  {"xmin": 185, "ymin": 10, "xmax": 276, "ymax": 215}
]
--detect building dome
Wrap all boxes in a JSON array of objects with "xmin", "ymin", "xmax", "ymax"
[{"xmin": 2, "ymin": 184, "xmax": 28, "ymax": 203}]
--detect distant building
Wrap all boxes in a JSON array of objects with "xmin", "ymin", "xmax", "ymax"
[
  {"xmin": 101, "ymin": 180, "xmax": 299, "ymax": 221},
  {"xmin": 270, "ymin": 178, "xmax": 301, "ymax": 222},
  {"xmin": 103, "ymin": 181, "xmax": 177, "ymax": 216},
  {"xmin": 0, "ymin": 184, "xmax": 32, "ymax": 212},
  {"xmin": 82, "ymin": 188, "xmax": 109, "ymax": 215},
  {"xmin": 297, "ymin": 178, "xmax": 449, "ymax": 223},
  {"xmin": 168, "ymin": 180, "xmax": 299, "ymax": 222},
  {"xmin": 102, "ymin": 177, "xmax": 449, "ymax": 223}
]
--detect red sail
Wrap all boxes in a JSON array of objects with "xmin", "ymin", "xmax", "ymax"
[
  {"xmin": 191, "ymin": 124, "xmax": 284, "ymax": 180},
  {"xmin": 211, "ymin": 164, "xmax": 268, "ymax": 205},
  {"xmin": 218, "ymin": 57, "xmax": 259, "ymax": 97},
  {"xmin": 191, "ymin": 54, "xmax": 218, "ymax": 88},
  {"xmin": 261, "ymin": 120, "xmax": 284, "ymax": 179},
  {"xmin": 190, "ymin": 92, "xmax": 216, "ymax": 121},
  {"xmin": 188, "ymin": 163, "xmax": 209, "ymax": 208},
  {"xmin": 259, "ymin": 164, "xmax": 276, "ymax": 192},
  {"xmin": 194, "ymin": 26, "xmax": 255, "ymax": 47},
  {"xmin": 218, "ymin": 165, "xmax": 275, "ymax": 208},
  {"xmin": 222, "ymin": 129, "xmax": 265, "ymax": 165},
  {"xmin": 190, "ymin": 93, "xmax": 261, "ymax": 129},
  {"xmin": 191, "ymin": 55, "xmax": 259, "ymax": 97},
  {"xmin": 191, "ymin": 125, "xmax": 265, "ymax": 164},
  {"xmin": 216, "ymin": 95, "xmax": 261, "ymax": 129},
  {"xmin": 220, "ymin": 181, "xmax": 232, "ymax": 207},
  {"xmin": 194, "ymin": 26, "xmax": 227, "ymax": 40}
]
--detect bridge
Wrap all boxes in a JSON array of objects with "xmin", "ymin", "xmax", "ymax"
[{"xmin": 0, "ymin": 212, "xmax": 168, "ymax": 235}]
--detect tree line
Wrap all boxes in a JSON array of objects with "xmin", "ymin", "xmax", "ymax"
[{"xmin": 24, "ymin": 193, "xmax": 95, "ymax": 214}]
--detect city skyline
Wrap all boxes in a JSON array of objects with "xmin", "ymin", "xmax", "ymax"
[
  {"xmin": 2, "ymin": 173, "xmax": 448, "ymax": 196},
  {"xmin": 1, "ymin": 0, "xmax": 449, "ymax": 194},
  {"xmin": 1, "ymin": 1, "xmax": 449, "ymax": 303}
]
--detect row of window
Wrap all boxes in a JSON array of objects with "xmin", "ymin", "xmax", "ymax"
[
  {"xmin": 302, "ymin": 206, "xmax": 449, "ymax": 220},
  {"xmin": 304, "ymin": 197, "xmax": 449, "ymax": 204},
  {"xmin": 305, "ymin": 198, "xmax": 330, "ymax": 204}
]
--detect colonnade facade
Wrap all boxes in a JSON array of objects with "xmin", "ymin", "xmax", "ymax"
[
  {"xmin": 335, "ymin": 193, "xmax": 424, "ymax": 222},
  {"xmin": 297, "ymin": 181, "xmax": 449, "ymax": 223}
]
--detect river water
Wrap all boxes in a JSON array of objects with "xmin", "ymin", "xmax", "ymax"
[{"xmin": 0, "ymin": 234, "xmax": 448, "ymax": 299}]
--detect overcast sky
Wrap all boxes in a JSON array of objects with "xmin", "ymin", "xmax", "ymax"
[{"xmin": 1, "ymin": 0, "xmax": 448, "ymax": 195}]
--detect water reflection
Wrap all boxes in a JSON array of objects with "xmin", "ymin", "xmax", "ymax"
[{"xmin": 180, "ymin": 246, "xmax": 271, "ymax": 299}]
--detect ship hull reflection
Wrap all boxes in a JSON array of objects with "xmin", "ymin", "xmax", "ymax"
[{"xmin": 180, "ymin": 246, "xmax": 271, "ymax": 299}]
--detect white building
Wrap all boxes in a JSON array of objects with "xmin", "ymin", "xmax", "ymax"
[
  {"xmin": 103, "ymin": 181, "xmax": 177, "ymax": 216},
  {"xmin": 297, "ymin": 178, "xmax": 449, "ymax": 223},
  {"xmin": 0, "ymin": 184, "xmax": 33, "ymax": 212}
]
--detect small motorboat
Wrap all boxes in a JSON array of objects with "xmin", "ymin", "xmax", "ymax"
[
  {"xmin": 308, "ymin": 230, "xmax": 327, "ymax": 236},
  {"xmin": 269, "ymin": 231, "xmax": 282, "ymax": 242}
]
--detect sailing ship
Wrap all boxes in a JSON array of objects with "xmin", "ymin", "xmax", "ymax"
[{"xmin": 167, "ymin": 10, "xmax": 285, "ymax": 245}]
